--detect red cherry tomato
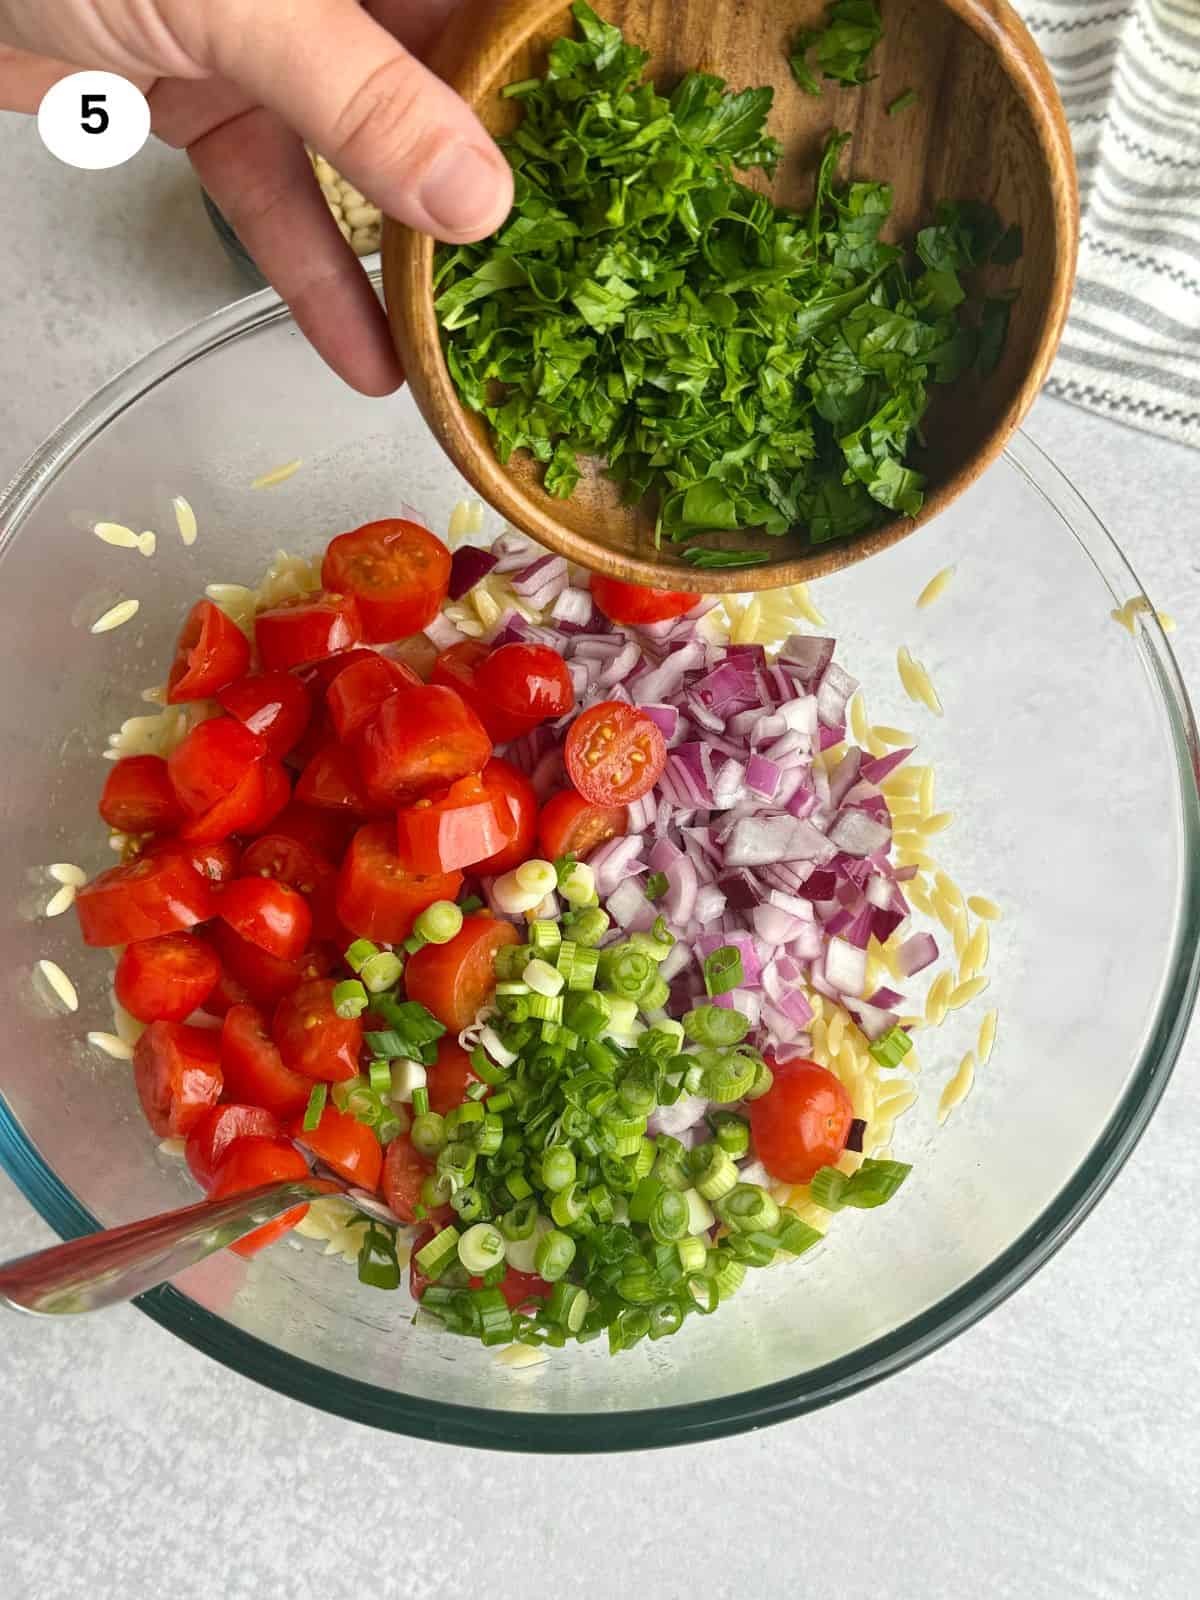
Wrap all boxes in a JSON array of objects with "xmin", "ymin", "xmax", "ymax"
[
  {"xmin": 325, "ymin": 652, "xmax": 421, "ymax": 741},
  {"xmin": 144, "ymin": 837, "xmax": 241, "ymax": 886},
  {"xmin": 272, "ymin": 978, "xmax": 362, "ymax": 1083},
  {"xmin": 267, "ymin": 799, "xmax": 357, "ymax": 862},
  {"xmin": 404, "ymin": 913, "xmax": 520, "ymax": 1032},
  {"xmin": 166, "ymin": 716, "xmax": 266, "ymax": 818},
  {"xmin": 321, "ymin": 519, "xmax": 451, "ymax": 643},
  {"xmin": 133, "ymin": 1020, "xmax": 223, "ymax": 1137},
  {"xmin": 166, "ymin": 599, "xmax": 251, "ymax": 704},
  {"xmin": 255, "ymin": 591, "xmax": 362, "ymax": 672},
  {"xmin": 185, "ymin": 1103, "xmax": 282, "ymax": 1189},
  {"xmin": 474, "ymin": 758, "xmax": 538, "ymax": 874},
  {"xmin": 748, "ymin": 1057, "xmax": 855, "ymax": 1184},
  {"xmin": 238, "ymin": 757, "xmax": 292, "ymax": 838},
  {"xmin": 220, "ymin": 1003, "xmax": 313, "ymax": 1116},
  {"xmin": 537, "ymin": 788, "xmax": 628, "ymax": 859},
  {"xmin": 98, "ymin": 755, "xmax": 184, "ymax": 835},
  {"xmin": 395, "ymin": 774, "xmax": 516, "ymax": 875},
  {"xmin": 335, "ymin": 821, "xmax": 463, "ymax": 944},
  {"xmin": 430, "ymin": 639, "xmax": 487, "ymax": 705},
  {"xmin": 472, "ymin": 643, "xmax": 575, "ymax": 741},
  {"xmin": 425, "ymin": 1036, "xmax": 486, "ymax": 1117},
  {"xmin": 382, "ymin": 1136, "xmax": 436, "ymax": 1225},
  {"xmin": 239, "ymin": 832, "xmax": 341, "ymax": 942},
  {"xmin": 217, "ymin": 671, "xmax": 312, "ymax": 757},
  {"xmin": 75, "ymin": 852, "xmax": 215, "ymax": 948},
  {"xmin": 218, "ymin": 877, "xmax": 313, "ymax": 960},
  {"xmin": 564, "ymin": 701, "xmax": 666, "ymax": 805},
  {"xmin": 208, "ymin": 1136, "xmax": 310, "ymax": 1256},
  {"xmin": 290, "ymin": 1104, "xmax": 382, "ymax": 1189},
  {"xmin": 115, "ymin": 932, "xmax": 222, "ymax": 1023},
  {"xmin": 293, "ymin": 647, "xmax": 379, "ymax": 696},
  {"xmin": 353, "ymin": 684, "xmax": 492, "ymax": 809},
  {"xmin": 295, "ymin": 742, "xmax": 372, "ymax": 815},
  {"xmin": 178, "ymin": 764, "xmax": 269, "ymax": 845},
  {"xmin": 204, "ymin": 920, "xmax": 334, "ymax": 1009},
  {"xmin": 589, "ymin": 574, "xmax": 699, "ymax": 627}
]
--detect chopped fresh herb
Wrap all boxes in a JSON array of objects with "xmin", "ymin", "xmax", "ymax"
[
  {"xmin": 886, "ymin": 88, "xmax": 917, "ymax": 116},
  {"xmin": 357, "ymin": 1221, "xmax": 403, "ymax": 1290},
  {"xmin": 809, "ymin": 1157, "xmax": 912, "ymax": 1211},
  {"xmin": 643, "ymin": 871, "xmax": 669, "ymax": 901},
  {"xmin": 790, "ymin": 0, "xmax": 884, "ymax": 95},
  {"xmin": 435, "ymin": 2, "xmax": 1018, "ymax": 553}
]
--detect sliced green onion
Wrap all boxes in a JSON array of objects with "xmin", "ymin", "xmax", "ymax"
[
  {"xmin": 414, "ymin": 1225, "xmax": 460, "ymax": 1281},
  {"xmin": 457, "ymin": 1222, "xmax": 505, "ymax": 1274},
  {"xmin": 367, "ymin": 1059, "xmax": 392, "ymax": 1096},
  {"xmin": 505, "ymin": 1170, "xmax": 533, "ymax": 1201},
  {"xmin": 677, "ymin": 1236, "xmax": 707, "ymax": 1273},
  {"xmin": 540, "ymin": 1144, "xmax": 576, "ymax": 1193},
  {"xmin": 437, "ymin": 1139, "xmax": 476, "ymax": 1187},
  {"xmin": 686, "ymin": 1275, "xmax": 719, "ymax": 1315},
  {"xmin": 599, "ymin": 945, "xmax": 655, "ymax": 1001},
  {"xmin": 332, "ymin": 978, "xmax": 368, "ymax": 1019},
  {"xmin": 727, "ymin": 1232, "xmax": 776, "ymax": 1267},
  {"xmin": 360, "ymin": 950, "xmax": 404, "ymax": 993},
  {"xmin": 451, "ymin": 1185, "xmax": 486, "ymax": 1223},
  {"xmin": 565, "ymin": 943, "xmax": 599, "ymax": 992},
  {"xmin": 376, "ymin": 1113, "xmax": 404, "ymax": 1145},
  {"xmin": 640, "ymin": 974, "xmax": 670, "ymax": 1011},
  {"xmin": 887, "ymin": 87, "xmax": 918, "ymax": 115},
  {"xmin": 716, "ymin": 1182, "xmax": 781, "ymax": 1233},
  {"xmin": 648, "ymin": 1299, "xmax": 684, "ymax": 1341},
  {"xmin": 685, "ymin": 1004, "xmax": 750, "ymax": 1048},
  {"xmin": 410, "ymin": 1111, "xmax": 446, "ymax": 1158},
  {"xmin": 515, "ymin": 859, "xmax": 557, "ymax": 898},
  {"xmin": 713, "ymin": 1250, "xmax": 747, "ymax": 1299},
  {"xmin": 643, "ymin": 871, "xmax": 668, "ymax": 901},
  {"xmin": 567, "ymin": 906, "xmax": 609, "ymax": 947},
  {"xmin": 588, "ymin": 1184, "xmax": 614, "ymax": 1221},
  {"xmin": 564, "ymin": 989, "xmax": 609, "ymax": 1038},
  {"xmin": 411, "ymin": 1085, "xmax": 430, "ymax": 1118},
  {"xmin": 558, "ymin": 860, "xmax": 596, "ymax": 905},
  {"xmin": 445, "ymin": 1100, "xmax": 484, "ymax": 1134},
  {"xmin": 628, "ymin": 1175, "xmax": 664, "ymax": 1225},
  {"xmin": 493, "ymin": 944, "xmax": 533, "ymax": 982},
  {"xmin": 545, "ymin": 1280, "xmax": 589, "ymax": 1333},
  {"xmin": 609, "ymin": 1306, "xmax": 651, "ymax": 1353},
  {"xmin": 414, "ymin": 900, "xmax": 464, "ymax": 945},
  {"xmin": 301, "ymin": 1082, "xmax": 327, "ymax": 1132},
  {"xmin": 420, "ymin": 1172, "xmax": 453, "ymax": 1209},
  {"xmin": 527, "ymin": 992, "xmax": 563, "ymax": 1023},
  {"xmin": 472, "ymin": 1285, "xmax": 514, "ymax": 1347},
  {"xmin": 602, "ymin": 996, "xmax": 639, "ymax": 1038},
  {"xmin": 458, "ymin": 894, "xmax": 484, "ymax": 914},
  {"xmin": 617, "ymin": 1267, "xmax": 660, "ymax": 1304},
  {"xmin": 525, "ymin": 956, "xmax": 565, "ymax": 997},
  {"xmin": 773, "ymin": 1211, "xmax": 823, "ymax": 1255},
  {"xmin": 630, "ymin": 925, "xmax": 675, "ymax": 965},
  {"xmin": 534, "ymin": 1228, "xmax": 576, "ymax": 1281},
  {"xmin": 810, "ymin": 1158, "xmax": 912, "ymax": 1211},
  {"xmin": 344, "ymin": 938, "xmax": 379, "ymax": 974},
  {"xmin": 500, "ymin": 1197, "xmax": 537, "ymax": 1240},
  {"xmin": 475, "ymin": 1113, "xmax": 503, "ymax": 1156},
  {"xmin": 691, "ymin": 1142, "xmax": 738, "ymax": 1201},
  {"xmin": 357, "ymin": 1222, "xmax": 402, "ymax": 1290},
  {"xmin": 649, "ymin": 1187, "xmax": 689, "ymax": 1242},
  {"xmin": 745, "ymin": 1060, "xmax": 774, "ymax": 1100},
  {"xmin": 703, "ymin": 946, "xmax": 744, "ymax": 997},
  {"xmin": 869, "ymin": 1026, "xmax": 914, "ymax": 1068},
  {"xmin": 704, "ymin": 1053, "xmax": 758, "ymax": 1104},
  {"xmin": 549, "ymin": 1181, "xmax": 587, "ymax": 1227},
  {"xmin": 710, "ymin": 1112, "xmax": 750, "ymax": 1158},
  {"xmin": 529, "ymin": 919, "xmax": 562, "ymax": 957}
]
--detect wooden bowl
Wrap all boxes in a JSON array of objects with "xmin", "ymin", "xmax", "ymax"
[{"xmin": 384, "ymin": 0, "xmax": 1077, "ymax": 592}]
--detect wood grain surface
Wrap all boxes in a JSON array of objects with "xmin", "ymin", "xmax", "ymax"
[{"xmin": 385, "ymin": 0, "xmax": 1077, "ymax": 592}]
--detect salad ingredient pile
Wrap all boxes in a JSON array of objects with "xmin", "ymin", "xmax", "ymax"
[
  {"xmin": 435, "ymin": 2, "xmax": 1020, "ymax": 564},
  {"xmin": 73, "ymin": 511, "xmax": 923, "ymax": 1357}
]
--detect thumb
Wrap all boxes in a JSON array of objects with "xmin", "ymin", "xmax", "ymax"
[{"xmin": 208, "ymin": 0, "xmax": 512, "ymax": 242}]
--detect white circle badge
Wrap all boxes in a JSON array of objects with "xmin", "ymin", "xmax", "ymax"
[{"xmin": 37, "ymin": 71, "xmax": 151, "ymax": 171}]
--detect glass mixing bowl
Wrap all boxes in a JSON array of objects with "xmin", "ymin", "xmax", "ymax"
[{"xmin": 1, "ymin": 281, "xmax": 1197, "ymax": 1451}]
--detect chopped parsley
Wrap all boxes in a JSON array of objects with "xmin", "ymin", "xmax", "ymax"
[{"xmin": 789, "ymin": 0, "xmax": 884, "ymax": 96}]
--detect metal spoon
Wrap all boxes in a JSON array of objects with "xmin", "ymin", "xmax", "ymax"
[{"xmin": 0, "ymin": 1168, "xmax": 401, "ymax": 1316}]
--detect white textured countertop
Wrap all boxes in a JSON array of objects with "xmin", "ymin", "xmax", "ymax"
[{"xmin": 1, "ymin": 123, "xmax": 1198, "ymax": 1600}]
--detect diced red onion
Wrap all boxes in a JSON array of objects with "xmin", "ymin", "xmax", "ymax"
[
  {"xmin": 825, "ymin": 936, "xmax": 867, "ymax": 996},
  {"xmin": 447, "ymin": 545, "xmax": 498, "ymax": 601},
  {"xmin": 744, "ymin": 755, "xmax": 781, "ymax": 800},
  {"xmin": 868, "ymin": 986, "xmax": 903, "ymax": 1010},
  {"xmin": 712, "ymin": 758, "xmax": 746, "ymax": 809},
  {"xmin": 827, "ymin": 809, "xmax": 892, "ymax": 857},
  {"xmin": 640, "ymin": 704, "xmax": 681, "ymax": 742},
  {"xmin": 897, "ymin": 930, "xmax": 938, "ymax": 976},
  {"xmin": 550, "ymin": 586, "xmax": 593, "ymax": 627},
  {"xmin": 778, "ymin": 696, "xmax": 818, "ymax": 735},
  {"xmin": 847, "ymin": 999, "xmax": 898, "ymax": 1042},
  {"xmin": 816, "ymin": 662, "xmax": 858, "ymax": 727},
  {"xmin": 424, "ymin": 611, "xmax": 468, "ymax": 650},
  {"xmin": 629, "ymin": 640, "xmax": 706, "ymax": 704},
  {"xmin": 779, "ymin": 635, "xmax": 835, "ymax": 688},
  {"xmin": 529, "ymin": 749, "xmax": 564, "ymax": 801},
  {"xmin": 659, "ymin": 939, "xmax": 692, "ymax": 982},
  {"xmin": 692, "ymin": 884, "xmax": 727, "ymax": 923},
  {"xmin": 751, "ymin": 904, "xmax": 811, "ymax": 944},
  {"xmin": 589, "ymin": 835, "xmax": 645, "ymax": 897},
  {"xmin": 511, "ymin": 554, "xmax": 569, "ymax": 599},
  {"xmin": 598, "ymin": 639, "xmax": 642, "ymax": 688},
  {"xmin": 829, "ymin": 748, "xmax": 863, "ymax": 808},
  {"xmin": 606, "ymin": 877, "xmax": 657, "ymax": 932},
  {"xmin": 652, "ymin": 1093, "xmax": 710, "ymax": 1138},
  {"xmin": 860, "ymin": 747, "xmax": 915, "ymax": 785},
  {"xmin": 865, "ymin": 873, "xmax": 894, "ymax": 910}
]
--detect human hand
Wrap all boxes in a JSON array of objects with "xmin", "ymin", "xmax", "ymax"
[{"xmin": 0, "ymin": 0, "xmax": 514, "ymax": 395}]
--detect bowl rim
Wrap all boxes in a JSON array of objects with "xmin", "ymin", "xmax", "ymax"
[
  {"xmin": 1, "ymin": 283, "xmax": 1197, "ymax": 1453},
  {"xmin": 382, "ymin": 0, "xmax": 1079, "ymax": 593}
]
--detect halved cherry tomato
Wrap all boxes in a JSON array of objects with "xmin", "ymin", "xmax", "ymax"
[
  {"xmin": 382, "ymin": 1136, "xmax": 438, "ymax": 1225},
  {"xmin": 255, "ymin": 591, "xmax": 362, "ymax": 672},
  {"xmin": 220, "ymin": 1003, "xmax": 313, "ymax": 1116},
  {"xmin": 430, "ymin": 640, "xmax": 487, "ymax": 704},
  {"xmin": 98, "ymin": 755, "xmax": 184, "ymax": 835},
  {"xmin": 295, "ymin": 742, "xmax": 371, "ymax": 815},
  {"xmin": 75, "ymin": 852, "xmax": 215, "ymax": 947},
  {"xmin": 115, "ymin": 932, "xmax": 222, "ymax": 1023},
  {"xmin": 353, "ymin": 684, "xmax": 492, "ymax": 808},
  {"xmin": 185, "ymin": 1103, "xmax": 282, "ymax": 1189},
  {"xmin": 166, "ymin": 599, "xmax": 251, "ymax": 704},
  {"xmin": 472, "ymin": 643, "xmax": 575, "ymax": 742},
  {"xmin": 145, "ymin": 837, "xmax": 241, "ymax": 886},
  {"xmin": 395, "ymin": 774, "xmax": 515, "ymax": 875},
  {"xmin": 748, "ymin": 1057, "xmax": 854, "ymax": 1184},
  {"xmin": 219, "ymin": 877, "xmax": 313, "ymax": 960},
  {"xmin": 475, "ymin": 758, "xmax": 538, "ymax": 874},
  {"xmin": 425, "ymin": 1035, "xmax": 485, "ymax": 1117},
  {"xmin": 336, "ymin": 821, "xmax": 463, "ymax": 944},
  {"xmin": 564, "ymin": 701, "xmax": 666, "ymax": 805},
  {"xmin": 205, "ymin": 920, "xmax": 334, "ymax": 1009},
  {"xmin": 589, "ymin": 574, "xmax": 698, "ymax": 627},
  {"xmin": 325, "ymin": 652, "xmax": 420, "ymax": 741},
  {"xmin": 178, "ymin": 761, "xmax": 268, "ymax": 844},
  {"xmin": 272, "ymin": 978, "xmax": 362, "ymax": 1082},
  {"xmin": 237, "ymin": 758, "xmax": 292, "ymax": 837},
  {"xmin": 321, "ymin": 519, "xmax": 451, "ymax": 642},
  {"xmin": 133, "ymin": 1020, "xmax": 223, "ymax": 1137},
  {"xmin": 404, "ymin": 913, "xmax": 520, "ymax": 1032},
  {"xmin": 208, "ymin": 1136, "xmax": 310, "ymax": 1257},
  {"xmin": 537, "ymin": 788, "xmax": 628, "ymax": 860},
  {"xmin": 290, "ymin": 1104, "xmax": 382, "ymax": 1189},
  {"xmin": 294, "ymin": 647, "xmax": 379, "ymax": 694},
  {"xmin": 217, "ymin": 671, "xmax": 312, "ymax": 757},
  {"xmin": 267, "ymin": 799, "xmax": 357, "ymax": 862},
  {"xmin": 239, "ymin": 833, "xmax": 341, "ymax": 942},
  {"xmin": 167, "ymin": 717, "xmax": 266, "ymax": 817}
]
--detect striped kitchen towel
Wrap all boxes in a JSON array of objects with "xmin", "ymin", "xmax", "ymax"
[{"xmin": 1017, "ymin": 0, "xmax": 1200, "ymax": 446}]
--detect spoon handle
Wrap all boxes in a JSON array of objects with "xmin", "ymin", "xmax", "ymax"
[{"xmin": 0, "ymin": 1179, "xmax": 333, "ymax": 1315}]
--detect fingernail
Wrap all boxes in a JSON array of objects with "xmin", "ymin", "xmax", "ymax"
[{"xmin": 421, "ymin": 142, "xmax": 509, "ymax": 236}]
